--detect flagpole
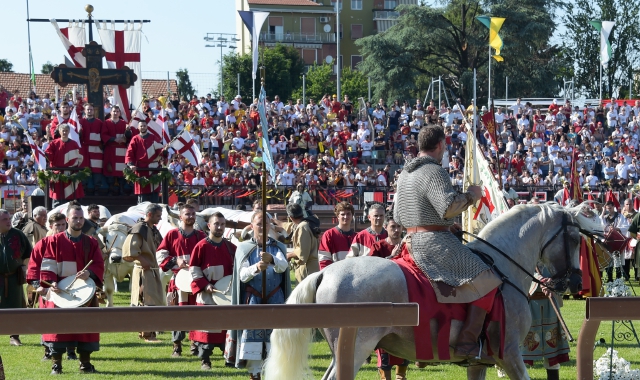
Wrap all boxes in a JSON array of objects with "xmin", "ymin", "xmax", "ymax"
[
  {"xmin": 473, "ymin": 69, "xmax": 478, "ymax": 177},
  {"xmin": 599, "ymin": 62, "xmax": 603, "ymax": 101},
  {"xmin": 488, "ymin": 46, "xmax": 492, "ymax": 108}
]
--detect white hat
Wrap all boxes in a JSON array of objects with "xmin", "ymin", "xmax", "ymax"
[
  {"xmin": 235, "ymin": 95, "xmax": 242, "ymax": 99},
  {"xmin": 553, "ymin": 99, "xmax": 557, "ymax": 104}
]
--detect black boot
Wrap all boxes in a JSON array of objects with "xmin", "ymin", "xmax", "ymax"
[
  {"xmin": 9, "ymin": 335, "xmax": 22, "ymax": 346},
  {"xmin": 201, "ymin": 357, "xmax": 212, "ymax": 370},
  {"xmin": 42, "ymin": 346, "xmax": 51, "ymax": 361},
  {"xmin": 172, "ymin": 342, "xmax": 182, "ymax": 357},
  {"xmin": 546, "ymin": 369, "xmax": 560, "ymax": 380},
  {"xmin": 51, "ymin": 354, "xmax": 63, "ymax": 375},
  {"xmin": 66, "ymin": 348, "xmax": 77, "ymax": 361},
  {"xmin": 453, "ymin": 305, "xmax": 495, "ymax": 365},
  {"xmin": 79, "ymin": 352, "xmax": 97, "ymax": 373}
]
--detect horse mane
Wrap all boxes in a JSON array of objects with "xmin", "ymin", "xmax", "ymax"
[{"xmin": 479, "ymin": 202, "xmax": 563, "ymax": 239}]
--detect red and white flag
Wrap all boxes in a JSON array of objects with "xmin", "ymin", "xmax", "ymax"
[
  {"xmin": 130, "ymin": 110, "xmax": 166, "ymax": 143},
  {"xmin": 156, "ymin": 108, "xmax": 171, "ymax": 145},
  {"xmin": 97, "ymin": 23, "xmax": 142, "ymax": 122},
  {"xmin": 51, "ymin": 20, "xmax": 85, "ymax": 68},
  {"xmin": 170, "ymin": 132, "xmax": 202, "ymax": 166},
  {"xmin": 67, "ymin": 108, "xmax": 83, "ymax": 147},
  {"xmin": 26, "ymin": 134, "xmax": 47, "ymax": 171}
]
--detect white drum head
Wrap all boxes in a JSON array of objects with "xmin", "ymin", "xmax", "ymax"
[
  {"xmin": 212, "ymin": 275, "xmax": 233, "ymax": 305},
  {"xmin": 175, "ymin": 269, "xmax": 193, "ymax": 294},
  {"xmin": 48, "ymin": 277, "xmax": 96, "ymax": 308}
]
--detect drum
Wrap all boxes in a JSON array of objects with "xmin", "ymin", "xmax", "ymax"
[
  {"xmin": 604, "ymin": 228, "xmax": 630, "ymax": 253},
  {"xmin": 212, "ymin": 275, "xmax": 233, "ymax": 305},
  {"xmin": 47, "ymin": 277, "xmax": 96, "ymax": 308},
  {"xmin": 175, "ymin": 269, "xmax": 193, "ymax": 294}
]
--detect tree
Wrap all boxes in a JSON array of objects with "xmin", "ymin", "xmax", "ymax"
[
  {"xmin": 356, "ymin": 2, "xmax": 564, "ymax": 104},
  {"xmin": 176, "ymin": 69, "xmax": 196, "ymax": 100},
  {"xmin": 221, "ymin": 44, "xmax": 306, "ymax": 101},
  {"xmin": 341, "ymin": 67, "xmax": 368, "ymax": 102},
  {"xmin": 291, "ymin": 64, "xmax": 334, "ymax": 102},
  {"xmin": 0, "ymin": 59, "xmax": 13, "ymax": 72},
  {"xmin": 41, "ymin": 61, "xmax": 54, "ymax": 74},
  {"xmin": 562, "ymin": 0, "xmax": 640, "ymax": 99}
]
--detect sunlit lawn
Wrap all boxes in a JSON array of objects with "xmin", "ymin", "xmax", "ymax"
[{"xmin": 2, "ymin": 280, "xmax": 640, "ymax": 379}]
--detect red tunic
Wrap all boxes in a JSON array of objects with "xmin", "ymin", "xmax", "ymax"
[
  {"xmin": 44, "ymin": 138, "xmax": 85, "ymax": 201},
  {"xmin": 80, "ymin": 117, "xmax": 104, "ymax": 173},
  {"xmin": 40, "ymin": 232, "xmax": 104, "ymax": 343},
  {"xmin": 49, "ymin": 116, "xmax": 69, "ymax": 138},
  {"xmin": 125, "ymin": 133, "xmax": 164, "ymax": 195},
  {"xmin": 318, "ymin": 227, "xmax": 356, "ymax": 270},
  {"xmin": 349, "ymin": 228, "xmax": 388, "ymax": 258},
  {"xmin": 188, "ymin": 238, "xmax": 236, "ymax": 344},
  {"xmin": 101, "ymin": 119, "xmax": 133, "ymax": 177},
  {"xmin": 27, "ymin": 237, "xmax": 47, "ymax": 282},
  {"xmin": 157, "ymin": 228, "xmax": 206, "ymax": 306}
]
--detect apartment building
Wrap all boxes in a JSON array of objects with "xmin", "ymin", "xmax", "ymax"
[{"xmin": 235, "ymin": 0, "xmax": 417, "ymax": 71}]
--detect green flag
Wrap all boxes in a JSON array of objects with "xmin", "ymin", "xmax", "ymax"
[{"xmin": 590, "ymin": 20, "xmax": 615, "ymax": 65}]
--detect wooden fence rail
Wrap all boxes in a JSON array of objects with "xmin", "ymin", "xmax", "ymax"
[
  {"xmin": 0, "ymin": 302, "xmax": 418, "ymax": 380},
  {"xmin": 577, "ymin": 297, "xmax": 640, "ymax": 380}
]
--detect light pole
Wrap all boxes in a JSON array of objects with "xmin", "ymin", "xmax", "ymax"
[{"xmin": 204, "ymin": 33, "xmax": 239, "ymax": 98}]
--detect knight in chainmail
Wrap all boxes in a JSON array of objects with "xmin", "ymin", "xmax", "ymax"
[{"xmin": 394, "ymin": 125, "xmax": 502, "ymax": 364}]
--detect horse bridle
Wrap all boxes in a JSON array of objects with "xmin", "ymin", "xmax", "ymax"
[{"xmin": 463, "ymin": 212, "xmax": 583, "ymax": 299}]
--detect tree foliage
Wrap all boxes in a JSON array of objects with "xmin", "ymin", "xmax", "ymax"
[
  {"xmin": 221, "ymin": 44, "xmax": 305, "ymax": 101},
  {"xmin": 41, "ymin": 61, "xmax": 54, "ymax": 74},
  {"xmin": 0, "ymin": 59, "xmax": 13, "ymax": 72},
  {"xmin": 291, "ymin": 64, "xmax": 334, "ymax": 102},
  {"xmin": 176, "ymin": 68, "xmax": 196, "ymax": 99},
  {"xmin": 562, "ymin": 0, "xmax": 640, "ymax": 98},
  {"xmin": 341, "ymin": 67, "xmax": 368, "ymax": 102},
  {"xmin": 356, "ymin": 2, "xmax": 565, "ymax": 104}
]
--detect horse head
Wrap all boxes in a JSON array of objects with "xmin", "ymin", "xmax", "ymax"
[{"xmin": 104, "ymin": 223, "xmax": 130, "ymax": 264}]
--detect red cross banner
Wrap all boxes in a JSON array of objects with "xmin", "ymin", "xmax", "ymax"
[
  {"xmin": 67, "ymin": 108, "xmax": 83, "ymax": 148},
  {"xmin": 130, "ymin": 110, "xmax": 165, "ymax": 143},
  {"xmin": 97, "ymin": 23, "xmax": 142, "ymax": 121},
  {"xmin": 51, "ymin": 20, "xmax": 86, "ymax": 68},
  {"xmin": 170, "ymin": 132, "xmax": 202, "ymax": 166},
  {"xmin": 26, "ymin": 134, "xmax": 47, "ymax": 171}
]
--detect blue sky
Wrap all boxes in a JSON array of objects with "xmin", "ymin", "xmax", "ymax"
[{"xmin": 4, "ymin": 0, "xmax": 237, "ymax": 94}]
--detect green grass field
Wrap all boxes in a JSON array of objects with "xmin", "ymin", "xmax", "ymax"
[{"xmin": 3, "ymin": 280, "xmax": 640, "ymax": 379}]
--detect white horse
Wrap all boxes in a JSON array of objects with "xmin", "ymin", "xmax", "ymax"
[
  {"xmin": 264, "ymin": 203, "xmax": 604, "ymax": 380},
  {"xmin": 47, "ymin": 202, "xmax": 111, "ymax": 225}
]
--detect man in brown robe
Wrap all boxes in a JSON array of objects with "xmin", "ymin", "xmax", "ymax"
[
  {"xmin": 279, "ymin": 204, "xmax": 319, "ymax": 283},
  {"xmin": 122, "ymin": 203, "xmax": 166, "ymax": 342}
]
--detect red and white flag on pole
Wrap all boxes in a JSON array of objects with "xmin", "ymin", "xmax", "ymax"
[
  {"xmin": 156, "ymin": 108, "xmax": 171, "ymax": 145},
  {"xmin": 97, "ymin": 23, "xmax": 142, "ymax": 122},
  {"xmin": 131, "ymin": 110, "xmax": 166, "ymax": 142},
  {"xmin": 67, "ymin": 108, "xmax": 83, "ymax": 147},
  {"xmin": 50, "ymin": 20, "xmax": 86, "ymax": 68},
  {"xmin": 170, "ymin": 132, "xmax": 202, "ymax": 166},
  {"xmin": 26, "ymin": 134, "xmax": 47, "ymax": 171}
]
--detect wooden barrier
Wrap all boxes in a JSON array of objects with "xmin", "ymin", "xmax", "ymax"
[
  {"xmin": 577, "ymin": 297, "xmax": 640, "ymax": 380},
  {"xmin": 0, "ymin": 302, "xmax": 418, "ymax": 380}
]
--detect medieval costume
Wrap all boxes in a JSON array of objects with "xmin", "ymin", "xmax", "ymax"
[
  {"xmin": 521, "ymin": 269, "xmax": 570, "ymax": 380},
  {"xmin": 156, "ymin": 228, "xmax": 206, "ymax": 354},
  {"xmin": 22, "ymin": 218, "xmax": 47, "ymax": 248},
  {"xmin": 318, "ymin": 227, "xmax": 355, "ymax": 270},
  {"xmin": 122, "ymin": 221, "xmax": 165, "ymax": 341},
  {"xmin": 188, "ymin": 237, "xmax": 236, "ymax": 368},
  {"xmin": 125, "ymin": 132, "xmax": 165, "ymax": 203},
  {"xmin": 44, "ymin": 138, "xmax": 84, "ymax": 205},
  {"xmin": 40, "ymin": 232, "xmax": 104, "ymax": 374},
  {"xmin": 225, "ymin": 238, "xmax": 291, "ymax": 379},
  {"xmin": 0, "ymin": 227, "xmax": 31, "ymax": 346},
  {"xmin": 282, "ymin": 220, "xmax": 319, "ymax": 282},
  {"xmin": 101, "ymin": 118, "xmax": 130, "ymax": 178},
  {"xmin": 347, "ymin": 227, "xmax": 388, "ymax": 258},
  {"xmin": 80, "ymin": 117, "xmax": 105, "ymax": 193},
  {"xmin": 393, "ymin": 155, "xmax": 502, "ymax": 362}
]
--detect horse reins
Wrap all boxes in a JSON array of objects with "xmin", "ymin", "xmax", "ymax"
[{"xmin": 461, "ymin": 213, "xmax": 582, "ymax": 300}]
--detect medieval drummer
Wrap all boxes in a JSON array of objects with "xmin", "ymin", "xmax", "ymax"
[{"xmin": 393, "ymin": 126, "xmax": 502, "ymax": 364}]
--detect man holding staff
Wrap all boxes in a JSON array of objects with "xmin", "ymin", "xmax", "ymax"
[
  {"xmin": 39, "ymin": 204, "xmax": 104, "ymax": 374},
  {"xmin": 156, "ymin": 204, "xmax": 206, "ymax": 356},
  {"xmin": 122, "ymin": 203, "xmax": 165, "ymax": 342}
]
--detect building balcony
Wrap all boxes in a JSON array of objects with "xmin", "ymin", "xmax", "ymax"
[
  {"xmin": 373, "ymin": 10, "xmax": 400, "ymax": 21},
  {"xmin": 259, "ymin": 32, "xmax": 336, "ymax": 44}
]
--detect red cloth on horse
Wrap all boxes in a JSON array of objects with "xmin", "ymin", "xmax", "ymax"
[{"xmin": 391, "ymin": 246, "xmax": 505, "ymax": 361}]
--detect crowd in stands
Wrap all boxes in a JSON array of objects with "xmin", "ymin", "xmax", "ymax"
[{"xmin": 2, "ymin": 82, "xmax": 640, "ymax": 205}]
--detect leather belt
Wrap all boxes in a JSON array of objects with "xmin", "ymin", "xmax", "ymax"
[
  {"xmin": 529, "ymin": 291, "xmax": 549, "ymax": 300},
  {"xmin": 406, "ymin": 225, "xmax": 451, "ymax": 234}
]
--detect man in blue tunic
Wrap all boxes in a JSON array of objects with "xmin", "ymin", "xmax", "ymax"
[{"xmin": 225, "ymin": 212, "xmax": 291, "ymax": 380}]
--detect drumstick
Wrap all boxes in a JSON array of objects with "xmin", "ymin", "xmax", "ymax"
[
  {"xmin": 549, "ymin": 293, "xmax": 574, "ymax": 342},
  {"xmin": 65, "ymin": 260, "xmax": 94, "ymax": 290},
  {"xmin": 41, "ymin": 280, "xmax": 78, "ymax": 298}
]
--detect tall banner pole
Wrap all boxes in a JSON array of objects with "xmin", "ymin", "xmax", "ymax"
[{"xmin": 488, "ymin": 46, "xmax": 492, "ymax": 108}]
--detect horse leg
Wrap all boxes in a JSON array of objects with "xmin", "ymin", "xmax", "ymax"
[
  {"xmin": 321, "ymin": 326, "xmax": 381, "ymax": 380},
  {"xmin": 467, "ymin": 365, "xmax": 487, "ymax": 380},
  {"xmin": 104, "ymin": 269, "xmax": 115, "ymax": 308},
  {"xmin": 496, "ymin": 352, "xmax": 530, "ymax": 380}
]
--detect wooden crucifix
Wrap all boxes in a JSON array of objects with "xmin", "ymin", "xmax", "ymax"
[{"xmin": 50, "ymin": 41, "xmax": 137, "ymax": 120}]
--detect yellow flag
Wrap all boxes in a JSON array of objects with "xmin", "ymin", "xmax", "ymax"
[{"xmin": 477, "ymin": 16, "xmax": 506, "ymax": 62}]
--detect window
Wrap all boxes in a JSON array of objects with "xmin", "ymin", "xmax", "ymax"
[
  {"xmin": 384, "ymin": 0, "xmax": 397, "ymax": 9},
  {"xmin": 351, "ymin": 0, "xmax": 362, "ymax": 10},
  {"xmin": 351, "ymin": 24, "xmax": 363, "ymax": 40},
  {"xmin": 302, "ymin": 49, "xmax": 317, "ymax": 65},
  {"xmin": 351, "ymin": 55, "xmax": 363, "ymax": 69},
  {"xmin": 332, "ymin": 0, "xmax": 343, "ymax": 10}
]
